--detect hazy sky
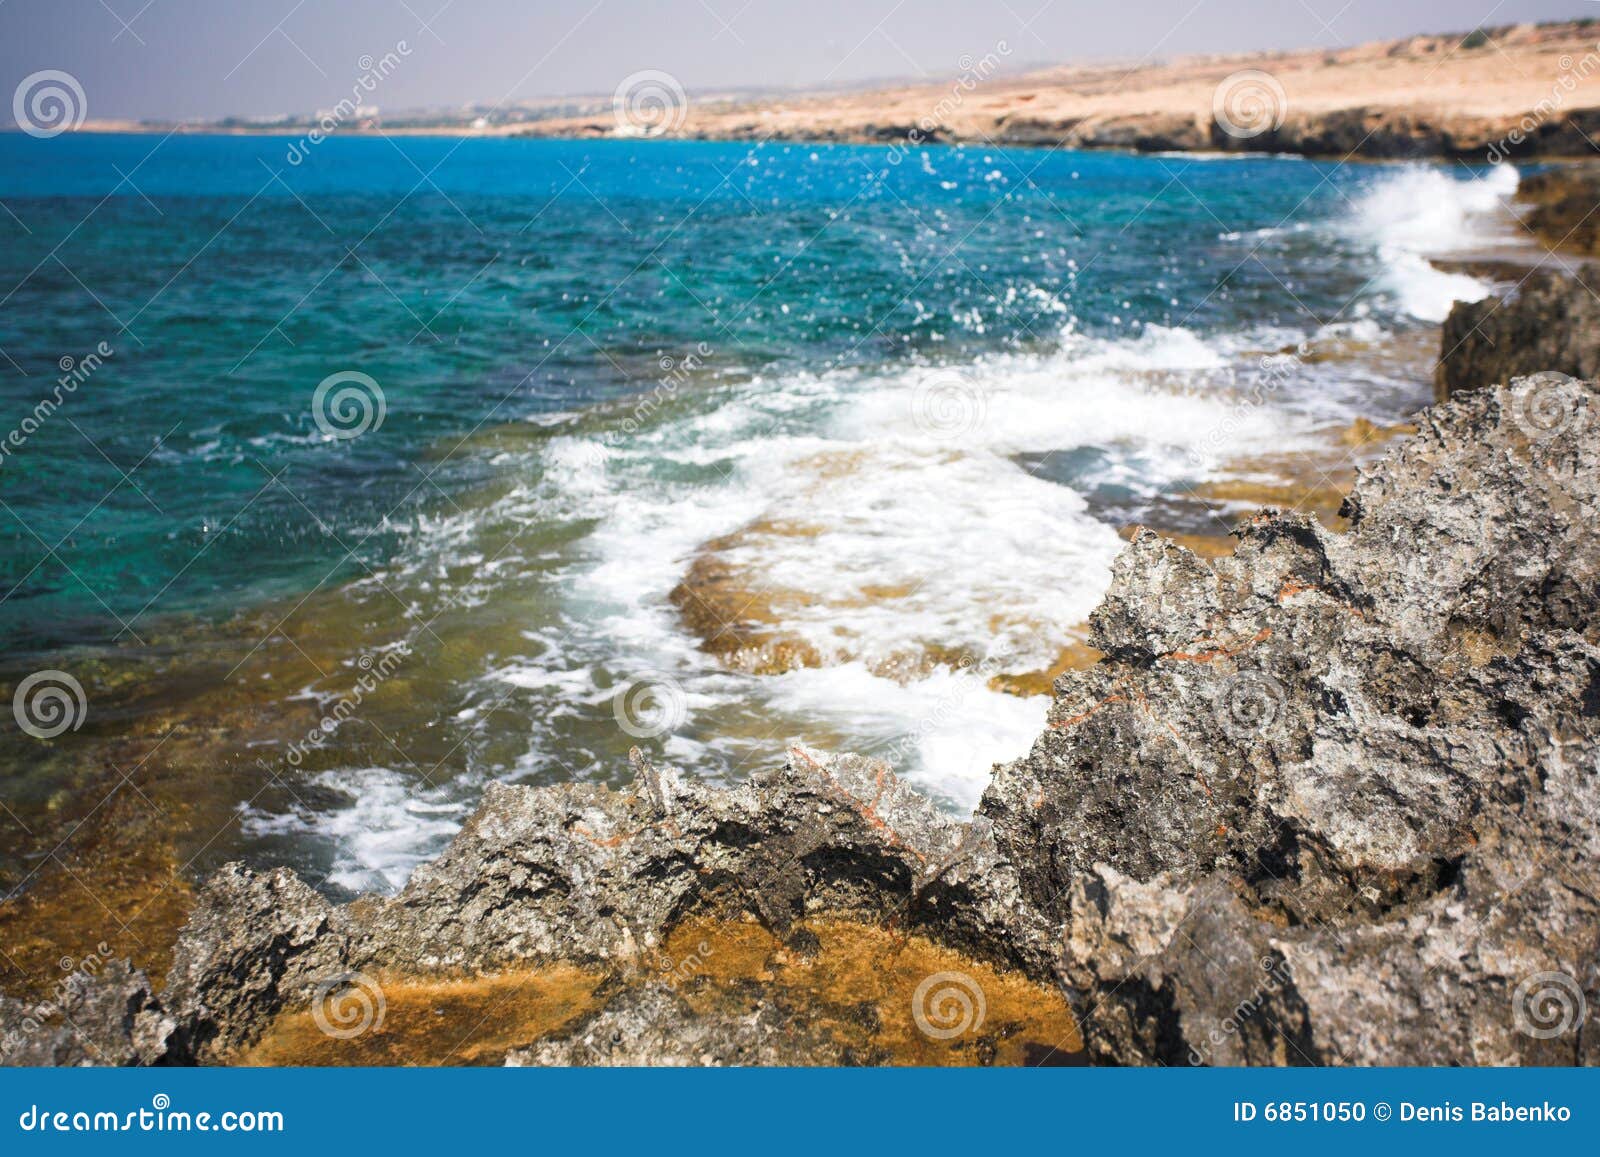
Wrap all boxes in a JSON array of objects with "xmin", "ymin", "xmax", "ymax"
[{"xmin": 3, "ymin": 0, "xmax": 1596, "ymax": 122}]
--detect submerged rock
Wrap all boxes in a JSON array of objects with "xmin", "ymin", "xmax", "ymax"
[{"xmin": 6, "ymin": 378, "xmax": 1596, "ymax": 1066}]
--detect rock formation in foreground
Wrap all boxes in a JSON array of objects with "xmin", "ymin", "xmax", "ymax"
[
  {"xmin": 3, "ymin": 377, "xmax": 1596, "ymax": 1067},
  {"xmin": 987, "ymin": 373, "xmax": 1599, "ymax": 1064}
]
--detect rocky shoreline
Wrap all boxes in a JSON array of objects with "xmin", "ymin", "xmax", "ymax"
[
  {"xmin": 5, "ymin": 360, "xmax": 1596, "ymax": 1066},
  {"xmin": 504, "ymin": 21, "xmax": 1600, "ymax": 162},
  {"xmin": 6, "ymin": 154, "xmax": 1600, "ymax": 1071},
  {"xmin": 535, "ymin": 102, "xmax": 1600, "ymax": 163},
  {"xmin": 1434, "ymin": 164, "xmax": 1600, "ymax": 401},
  {"xmin": 82, "ymin": 22, "xmax": 1600, "ymax": 164}
]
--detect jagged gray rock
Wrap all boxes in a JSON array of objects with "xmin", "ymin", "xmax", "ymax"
[
  {"xmin": 157, "ymin": 748, "xmax": 1037, "ymax": 1062},
  {"xmin": 0, "ymin": 961, "xmax": 171, "ymax": 1067},
  {"xmin": 983, "ymin": 375, "xmax": 1600, "ymax": 1064}
]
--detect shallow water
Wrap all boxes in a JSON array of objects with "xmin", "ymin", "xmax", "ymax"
[{"xmin": 0, "ymin": 135, "xmax": 1521, "ymax": 902}]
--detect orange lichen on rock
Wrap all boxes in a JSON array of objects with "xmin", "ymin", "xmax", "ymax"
[
  {"xmin": 237, "ymin": 965, "xmax": 608, "ymax": 1066},
  {"xmin": 234, "ymin": 914, "xmax": 1083, "ymax": 1067}
]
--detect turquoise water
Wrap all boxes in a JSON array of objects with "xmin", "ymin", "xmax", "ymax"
[{"xmin": 0, "ymin": 134, "xmax": 1518, "ymax": 892}]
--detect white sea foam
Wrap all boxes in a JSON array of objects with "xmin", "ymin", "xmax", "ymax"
[
  {"xmin": 265, "ymin": 163, "xmax": 1487, "ymax": 890},
  {"xmin": 239, "ymin": 767, "xmax": 472, "ymax": 894},
  {"xmin": 1344, "ymin": 164, "xmax": 1520, "ymax": 321},
  {"xmin": 762, "ymin": 661, "xmax": 1048, "ymax": 810},
  {"xmin": 263, "ymin": 311, "xmax": 1371, "ymax": 888},
  {"xmin": 533, "ymin": 322, "xmax": 1317, "ymax": 811}
]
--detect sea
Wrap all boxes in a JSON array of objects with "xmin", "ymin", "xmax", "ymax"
[{"xmin": 0, "ymin": 132, "xmax": 1523, "ymax": 897}]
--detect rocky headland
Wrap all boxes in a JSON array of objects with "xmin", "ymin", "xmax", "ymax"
[
  {"xmin": 5, "ymin": 362, "xmax": 1596, "ymax": 1067},
  {"xmin": 87, "ymin": 21, "xmax": 1600, "ymax": 164},
  {"xmin": 513, "ymin": 21, "xmax": 1600, "ymax": 161}
]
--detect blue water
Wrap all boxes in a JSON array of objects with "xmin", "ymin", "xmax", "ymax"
[
  {"xmin": 0, "ymin": 133, "xmax": 1421, "ymax": 647},
  {"xmin": 0, "ymin": 133, "xmax": 1517, "ymax": 892}
]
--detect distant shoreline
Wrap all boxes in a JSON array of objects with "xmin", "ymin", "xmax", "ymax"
[{"xmin": 53, "ymin": 19, "xmax": 1600, "ymax": 162}]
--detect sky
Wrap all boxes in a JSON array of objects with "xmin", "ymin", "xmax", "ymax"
[{"xmin": 2, "ymin": 0, "xmax": 1597, "ymax": 123}]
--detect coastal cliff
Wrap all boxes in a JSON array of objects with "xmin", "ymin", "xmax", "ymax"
[
  {"xmin": 7, "ymin": 372, "xmax": 1596, "ymax": 1067},
  {"xmin": 85, "ymin": 21, "xmax": 1600, "ymax": 164},
  {"xmin": 513, "ymin": 22, "xmax": 1600, "ymax": 161}
]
